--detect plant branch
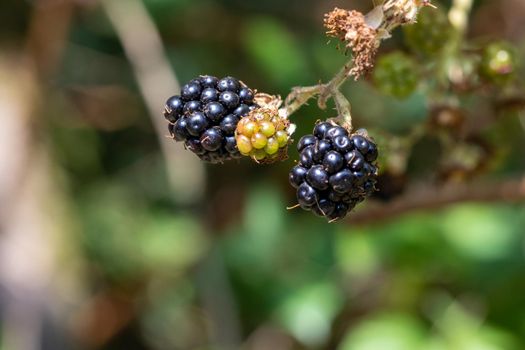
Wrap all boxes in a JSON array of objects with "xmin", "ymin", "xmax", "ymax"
[
  {"xmin": 333, "ymin": 90, "xmax": 353, "ymax": 130},
  {"xmin": 281, "ymin": 58, "xmax": 355, "ymax": 126},
  {"xmin": 318, "ymin": 58, "xmax": 356, "ymax": 109},
  {"xmin": 101, "ymin": 0, "xmax": 205, "ymax": 204},
  {"xmin": 347, "ymin": 176, "xmax": 525, "ymax": 225}
]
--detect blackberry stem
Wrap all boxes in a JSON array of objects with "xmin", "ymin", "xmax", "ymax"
[
  {"xmin": 281, "ymin": 57, "xmax": 355, "ymax": 119},
  {"xmin": 318, "ymin": 58, "xmax": 355, "ymax": 108},
  {"xmin": 333, "ymin": 90, "xmax": 353, "ymax": 131}
]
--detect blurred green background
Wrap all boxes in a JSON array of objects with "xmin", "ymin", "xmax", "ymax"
[{"xmin": 0, "ymin": 0, "xmax": 524, "ymax": 349}]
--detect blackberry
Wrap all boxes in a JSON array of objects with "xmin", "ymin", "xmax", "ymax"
[
  {"xmin": 164, "ymin": 75, "xmax": 257, "ymax": 163},
  {"xmin": 289, "ymin": 123, "xmax": 378, "ymax": 221}
]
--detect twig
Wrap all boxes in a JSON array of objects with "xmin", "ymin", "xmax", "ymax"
[
  {"xmin": 348, "ymin": 177, "xmax": 525, "ymax": 225},
  {"xmin": 333, "ymin": 90, "xmax": 353, "ymax": 130},
  {"xmin": 101, "ymin": 0, "xmax": 205, "ymax": 203},
  {"xmin": 280, "ymin": 58, "xmax": 355, "ymax": 127},
  {"xmin": 318, "ymin": 58, "xmax": 356, "ymax": 109}
]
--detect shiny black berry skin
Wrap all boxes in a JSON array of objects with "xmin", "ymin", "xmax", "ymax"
[
  {"xmin": 289, "ymin": 122, "xmax": 378, "ymax": 221},
  {"xmin": 325, "ymin": 126, "xmax": 348, "ymax": 140},
  {"xmin": 201, "ymin": 88, "xmax": 219, "ymax": 103},
  {"xmin": 220, "ymin": 114, "xmax": 239, "ymax": 134},
  {"xmin": 299, "ymin": 146, "xmax": 315, "ymax": 168},
  {"xmin": 217, "ymin": 76, "xmax": 241, "ymax": 92},
  {"xmin": 163, "ymin": 75, "xmax": 257, "ymax": 163},
  {"xmin": 297, "ymin": 135, "xmax": 317, "ymax": 152},
  {"xmin": 233, "ymin": 104, "xmax": 251, "ymax": 117},
  {"xmin": 313, "ymin": 122, "xmax": 331, "ymax": 138},
  {"xmin": 333, "ymin": 135, "xmax": 352, "ymax": 153},
  {"xmin": 165, "ymin": 96, "xmax": 184, "ymax": 122},
  {"xmin": 312, "ymin": 140, "xmax": 332, "ymax": 162},
  {"xmin": 204, "ymin": 102, "xmax": 226, "ymax": 122},
  {"xmin": 297, "ymin": 183, "xmax": 318, "ymax": 209},
  {"xmin": 186, "ymin": 112, "xmax": 209, "ymax": 136},
  {"xmin": 219, "ymin": 91, "xmax": 240, "ymax": 109},
  {"xmin": 184, "ymin": 100, "xmax": 201, "ymax": 114},
  {"xmin": 289, "ymin": 166, "xmax": 307, "ymax": 189},
  {"xmin": 306, "ymin": 165, "xmax": 329, "ymax": 190},
  {"xmin": 323, "ymin": 151, "xmax": 344, "ymax": 174},
  {"xmin": 172, "ymin": 117, "xmax": 189, "ymax": 141},
  {"xmin": 181, "ymin": 82, "xmax": 202, "ymax": 101},
  {"xmin": 200, "ymin": 75, "xmax": 219, "ymax": 88},
  {"xmin": 239, "ymin": 87, "xmax": 254, "ymax": 103},
  {"xmin": 200, "ymin": 127, "xmax": 223, "ymax": 151}
]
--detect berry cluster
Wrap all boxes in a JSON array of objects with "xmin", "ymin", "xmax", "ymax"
[
  {"xmin": 289, "ymin": 122, "xmax": 378, "ymax": 221},
  {"xmin": 480, "ymin": 42, "xmax": 517, "ymax": 85},
  {"xmin": 403, "ymin": 3, "xmax": 451, "ymax": 57},
  {"xmin": 372, "ymin": 51, "xmax": 419, "ymax": 99},
  {"xmin": 235, "ymin": 108, "xmax": 291, "ymax": 162},
  {"xmin": 164, "ymin": 75, "xmax": 257, "ymax": 163}
]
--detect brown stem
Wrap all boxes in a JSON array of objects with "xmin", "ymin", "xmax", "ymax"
[
  {"xmin": 348, "ymin": 177, "xmax": 525, "ymax": 225},
  {"xmin": 101, "ymin": 0, "xmax": 205, "ymax": 204}
]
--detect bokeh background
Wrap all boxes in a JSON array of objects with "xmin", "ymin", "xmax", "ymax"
[{"xmin": 1, "ymin": 0, "xmax": 525, "ymax": 349}]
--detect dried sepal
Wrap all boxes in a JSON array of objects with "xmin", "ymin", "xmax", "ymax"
[{"xmin": 324, "ymin": 9, "xmax": 379, "ymax": 79}]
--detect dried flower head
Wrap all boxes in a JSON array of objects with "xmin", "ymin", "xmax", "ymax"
[
  {"xmin": 382, "ymin": 0, "xmax": 434, "ymax": 27},
  {"xmin": 324, "ymin": 8, "xmax": 378, "ymax": 79},
  {"xmin": 324, "ymin": 1, "xmax": 434, "ymax": 79}
]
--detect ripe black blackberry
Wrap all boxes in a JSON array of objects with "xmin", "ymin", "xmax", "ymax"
[
  {"xmin": 289, "ymin": 122, "xmax": 378, "ymax": 221},
  {"xmin": 164, "ymin": 75, "xmax": 257, "ymax": 163}
]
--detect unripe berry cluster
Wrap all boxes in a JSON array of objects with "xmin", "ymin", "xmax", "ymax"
[
  {"xmin": 289, "ymin": 122, "xmax": 378, "ymax": 221},
  {"xmin": 403, "ymin": 3, "xmax": 451, "ymax": 57},
  {"xmin": 235, "ymin": 108, "xmax": 291, "ymax": 163},
  {"xmin": 164, "ymin": 75, "xmax": 257, "ymax": 163},
  {"xmin": 480, "ymin": 42, "xmax": 517, "ymax": 85},
  {"xmin": 372, "ymin": 51, "xmax": 419, "ymax": 99}
]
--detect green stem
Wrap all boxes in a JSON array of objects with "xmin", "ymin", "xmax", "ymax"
[
  {"xmin": 333, "ymin": 90, "xmax": 353, "ymax": 131},
  {"xmin": 281, "ymin": 58, "xmax": 355, "ymax": 119},
  {"xmin": 318, "ymin": 58, "xmax": 355, "ymax": 109}
]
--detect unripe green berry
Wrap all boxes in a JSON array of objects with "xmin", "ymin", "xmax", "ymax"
[
  {"xmin": 275, "ymin": 130, "xmax": 289, "ymax": 147},
  {"xmin": 237, "ymin": 135, "xmax": 253, "ymax": 155},
  {"xmin": 372, "ymin": 51, "xmax": 419, "ymax": 99},
  {"xmin": 403, "ymin": 4, "xmax": 451, "ymax": 57},
  {"xmin": 264, "ymin": 137, "xmax": 280, "ymax": 155},
  {"xmin": 259, "ymin": 120, "xmax": 276, "ymax": 137},
  {"xmin": 234, "ymin": 97, "xmax": 293, "ymax": 163},
  {"xmin": 250, "ymin": 148, "xmax": 267, "ymax": 161},
  {"xmin": 480, "ymin": 42, "xmax": 517, "ymax": 85},
  {"xmin": 251, "ymin": 132, "xmax": 268, "ymax": 149}
]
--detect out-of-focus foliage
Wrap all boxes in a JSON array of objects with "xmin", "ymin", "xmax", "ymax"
[{"xmin": 0, "ymin": 0, "xmax": 524, "ymax": 349}]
